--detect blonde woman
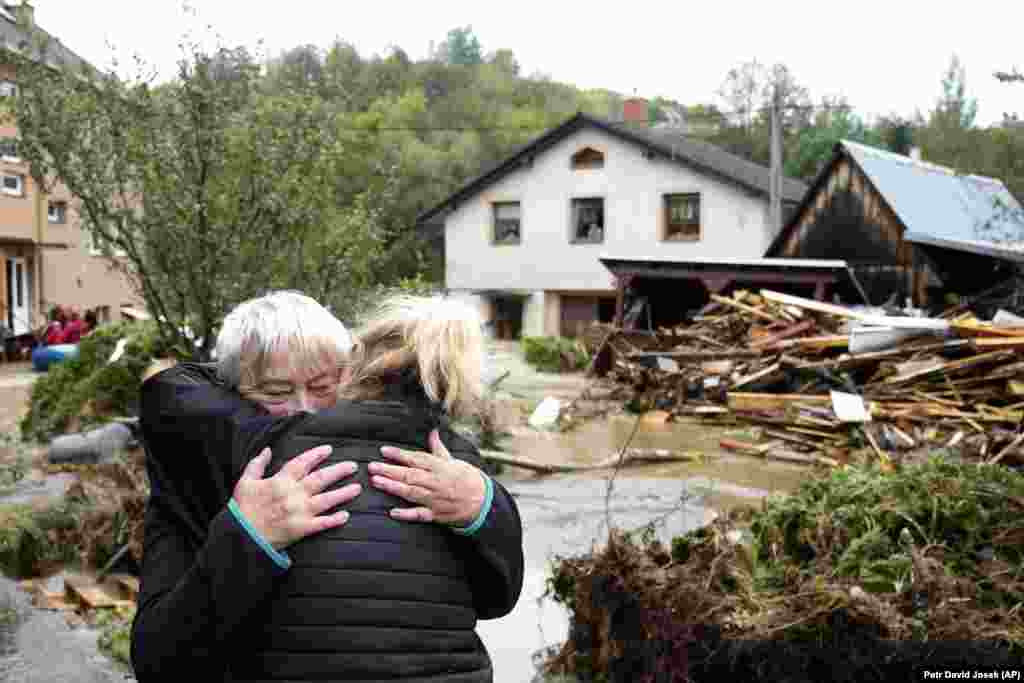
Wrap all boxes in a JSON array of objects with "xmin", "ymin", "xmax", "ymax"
[{"xmin": 226, "ymin": 294, "xmax": 523, "ymax": 683}]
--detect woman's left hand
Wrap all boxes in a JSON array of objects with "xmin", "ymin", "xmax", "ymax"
[{"xmin": 369, "ymin": 429, "xmax": 487, "ymax": 527}]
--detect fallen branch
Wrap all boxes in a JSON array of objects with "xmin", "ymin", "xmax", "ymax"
[{"xmin": 479, "ymin": 447, "xmax": 705, "ymax": 474}]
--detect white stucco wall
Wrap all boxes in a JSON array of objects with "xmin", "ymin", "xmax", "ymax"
[{"xmin": 444, "ymin": 127, "xmax": 774, "ymax": 293}]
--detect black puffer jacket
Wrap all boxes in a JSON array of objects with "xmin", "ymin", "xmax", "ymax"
[{"xmin": 229, "ymin": 393, "xmax": 524, "ymax": 683}]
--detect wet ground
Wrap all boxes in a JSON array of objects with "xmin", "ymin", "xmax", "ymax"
[{"xmin": 0, "ymin": 346, "xmax": 815, "ymax": 682}]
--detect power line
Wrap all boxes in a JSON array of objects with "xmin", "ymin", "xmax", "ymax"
[{"xmin": 331, "ymin": 104, "xmax": 860, "ymax": 133}]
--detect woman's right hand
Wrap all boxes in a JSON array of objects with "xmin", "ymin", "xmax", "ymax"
[{"xmin": 233, "ymin": 445, "xmax": 361, "ymax": 550}]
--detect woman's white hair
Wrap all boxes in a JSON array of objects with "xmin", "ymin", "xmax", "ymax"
[
  {"xmin": 215, "ymin": 290, "xmax": 354, "ymax": 390},
  {"xmin": 342, "ymin": 294, "xmax": 485, "ymax": 418}
]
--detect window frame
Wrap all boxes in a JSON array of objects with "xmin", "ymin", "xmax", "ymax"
[
  {"xmin": 491, "ymin": 200, "xmax": 522, "ymax": 246},
  {"xmin": 0, "ymin": 137, "xmax": 19, "ymax": 162},
  {"xmin": 662, "ymin": 192, "xmax": 701, "ymax": 242},
  {"xmin": 569, "ymin": 196, "xmax": 606, "ymax": 245},
  {"xmin": 1, "ymin": 173, "xmax": 24, "ymax": 197},
  {"xmin": 47, "ymin": 201, "xmax": 67, "ymax": 224},
  {"xmin": 0, "ymin": 80, "xmax": 17, "ymax": 97}
]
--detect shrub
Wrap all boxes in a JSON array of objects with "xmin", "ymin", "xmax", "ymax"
[
  {"xmin": 521, "ymin": 336, "xmax": 590, "ymax": 373},
  {"xmin": 20, "ymin": 320, "xmax": 178, "ymax": 441}
]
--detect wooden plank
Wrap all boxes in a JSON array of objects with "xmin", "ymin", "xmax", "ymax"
[
  {"xmin": 105, "ymin": 574, "xmax": 140, "ymax": 600},
  {"xmin": 759, "ymin": 290, "xmax": 870, "ymax": 320},
  {"xmin": 710, "ymin": 294, "xmax": 779, "ymax": 322},
  {"xmin": 750, "ymin": 320, "xmax": 816, "ymax": 349},
  {"xmin": 64, "ymin": 576, "xmax": 135, "ymax": 610},
  {"xmin": 628, "ymin": 350, "xmax": 762, "ymax": 361},
  {"xmin": 727, "ymin": 392, "xmax": 832, "ymax": 412},
  {"xmin": 883, "ymin": 350, "xmax": 1017, "ymax": 385},
  {"xmin": 971, "ymin": 337, "xmax": 1024, "ymax": 350},
  {"xmin": 770, "ymin": 335, "xmax": 849, "ymax": 352},
  {"xmin": 731, "ymin": 362, "xmax": 783, "ymax": 390}
]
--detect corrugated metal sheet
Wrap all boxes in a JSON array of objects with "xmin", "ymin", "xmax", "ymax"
[{"xmin": 842, "ymin": 139, "xmax": 1023, "ymax": 243}]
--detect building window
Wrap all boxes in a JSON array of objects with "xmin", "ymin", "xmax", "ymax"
[
  {"xmin": 48, "ymin": 201, "xmax": 67, "ymax": 224},
  {"xmin": 571, "ymin": 197, "xmax": 604, "ymax": 243},
  {"xmin": 0, "ymin": 137, "xmax": 18, "ymax": 161},
  {"xmin": 0, "ymin": 80, "xmax": 17, "ymax": 97},
  {"xmin": 663, "ymin": 193, "xmax": 701, "ymax": 241},
  {"xmin": 571, "ymin": 146, "xmax": 605, "ymax": 170},
  {"xmin": 1, "ymin": 173, "xmax": 23, "ymax": 196},
  {"xmin": 492, "ymin": 201, "xmax": 521, "ymax": 245}
]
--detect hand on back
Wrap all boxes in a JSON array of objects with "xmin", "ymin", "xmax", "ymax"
[{"xmin": 232, "ymin": 445, "xmax": 361, "ymax": 550}]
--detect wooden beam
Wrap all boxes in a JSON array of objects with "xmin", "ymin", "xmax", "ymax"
[
  {"xmin": 709, "ymin": 294, "xmax": 779, "ymax": 322},
  {"xmin": 727, "ymin": 392, "xmax": 832, "ymax": 412},
  {"xmin": 760, "ymin": 289, "xmax": 870, "ymax": 320}
]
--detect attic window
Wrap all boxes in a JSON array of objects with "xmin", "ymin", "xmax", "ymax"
[
  {"xmin": 0, "ymin": 80, "xmax": 16, "ymax": 97},
  {"xmin": 571, "ymin": 147, "xmax": 604, "ymax": 170}
]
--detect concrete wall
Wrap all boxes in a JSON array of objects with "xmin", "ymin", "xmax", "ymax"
[{"xmin": 443, "ymin": 126, "xmax": 774, "ymax": 294}]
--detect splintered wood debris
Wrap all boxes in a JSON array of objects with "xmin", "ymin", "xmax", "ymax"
[{"xmin": 584, "ymin": 289, "xmax": 1024, "ymax": 468}]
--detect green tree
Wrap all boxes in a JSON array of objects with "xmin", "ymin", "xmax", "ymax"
[
  {"xmin": 9, "ymin": 34, "xmax": 382, "ymax": 358},
  {"xmin": 786, "ymin": 99, "xmax": 882, "ymax": 179}
]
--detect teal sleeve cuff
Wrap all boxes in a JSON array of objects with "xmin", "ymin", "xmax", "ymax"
[
  {"xmin": 451, "ymin": 474, "xmax": 494, "ymax": 537},
  {"xmin": 228, "ymin": 498, "xmax": 292, "ymax": 570}
]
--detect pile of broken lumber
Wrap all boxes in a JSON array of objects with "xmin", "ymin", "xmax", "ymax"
[{"xmin": 587, "ymin": 289, "xmax": 1024, "ymax": 468}]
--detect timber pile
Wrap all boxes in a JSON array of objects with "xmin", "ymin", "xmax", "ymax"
[{"xmin": 585, "ymin": 289, "xmax": 1024, "ymax": 468}]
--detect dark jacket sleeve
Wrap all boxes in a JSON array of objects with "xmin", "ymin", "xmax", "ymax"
[
  {"xmin": 129, "ymin": 365, "xmax": 298, "ymax": 682},
  {"xmin": 442, "ymin": 428, "xmax": 525, "ymax": 620}
]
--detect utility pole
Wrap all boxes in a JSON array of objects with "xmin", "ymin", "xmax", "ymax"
[{"xmin": 769, "ymin": 84, "xmax": 783, "ymax": 235}]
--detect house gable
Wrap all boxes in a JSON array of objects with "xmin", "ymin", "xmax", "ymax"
[
  {"xmin": 418, "ymin": 112, "xmax": 807, "ymax": 227},
  {"xmin": 443, "ymin": 126, "xmax": 779, "ymax": 293}
]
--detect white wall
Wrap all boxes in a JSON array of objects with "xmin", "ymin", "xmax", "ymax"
[{"xmin": 444, "ymin": 127, "xmax": 773, "ymax": 293}]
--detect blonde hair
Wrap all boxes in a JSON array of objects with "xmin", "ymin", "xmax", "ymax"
[
  {"xmin": 215, "ymin": 290, "xmax": 354, "ymax": 390},
  {"xmin": 341, "ymin": 295, "xmax": 485, "ymax": 419}
]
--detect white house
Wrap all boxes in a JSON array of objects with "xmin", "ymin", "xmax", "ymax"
[{"xmin": 418, "ymin": 108, "xmax": 808, "ymax": 338}]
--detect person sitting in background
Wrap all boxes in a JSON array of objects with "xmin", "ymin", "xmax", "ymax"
[
  {"xmin": 43, "ymin": 306, "xmax": 66, "ymax": 346},
  {"xmin": 83, "ymin": 309, "xmax": 98, "ymax": 335},
  {"xmin": 62, "ymin": 307, "xmax": 86, "ymax": 344}
]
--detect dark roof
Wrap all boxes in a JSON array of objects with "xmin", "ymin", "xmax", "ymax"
[
  {"xmin": 417, "ymin": 112, "xmax": 808, "ymax": 225},
  {"xmin": 0, "ymin": 5, "xmax": 93, "ymax": 74},
  {"xmin": 765, "ymin": 139, "xmax": 1024, "ymax": 256}
]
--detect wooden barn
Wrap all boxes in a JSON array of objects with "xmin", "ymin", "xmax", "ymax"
[{"xmin": 765, "ymin": 140, "xmax": 1024, "ymax": 309}]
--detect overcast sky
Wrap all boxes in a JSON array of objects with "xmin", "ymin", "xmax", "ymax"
[{"xmin": 33, "ymin": 0, "xmax": 1024, "ymax": 127}]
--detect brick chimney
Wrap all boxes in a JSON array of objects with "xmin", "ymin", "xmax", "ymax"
[
  {"xmin": 14, "ymin": 1, "xmax": 34, "ymax": 28},
  {"xmin": 623, "ymin": 97, "xmax": 648, "ymax": 125}
]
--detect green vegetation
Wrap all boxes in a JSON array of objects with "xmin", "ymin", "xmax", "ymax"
[
  {"xmin": 0, "ymin": 502, "xmax": 80, "ymax": 578},
  {"xmin": 543, "ymin": 458, "xmax": 1024, "ymax": 679},
  {"xmin": 95, "ymin": 606, "xmax": 135, "ymax": 667},
  {"xmin": 0, "ymin": 433, "xmax": 31, "ymax": 494},
  {"xmin": 20, "ymin": 320, "xmax": 174, "ymax": 441},
  {"xmin": 521, "ymin": 336, "xmax": 590, "ymax": 373}
]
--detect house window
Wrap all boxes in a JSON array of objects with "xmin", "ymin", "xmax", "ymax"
[
  {"xmin": 0, "ymin": 137, "xmax": 18, "ymax": 161},
  {"xmin": 1, "ymin": 174, "xmax": 23, "ymax": 196},
  {"xmin": 571, "ymin": 146, "xmax": 605, "ymax": 170},
  {"xmin": 0, "ymin": 80, "xmax": 17, "ymax": 97},
  {"xmin": 492, "ymin": 201, "xmax": 521, "ymax": 245},
  {"xmin": 571, "ymin": 197, "xmax": 605, "ymax": 244},
  {"xmin": 664, "ymin": 193, "xmax": 701, "ymax": 241},
  {"xmin": 48, "ymin": 201, "xmax": 67, "ymax": 224}
]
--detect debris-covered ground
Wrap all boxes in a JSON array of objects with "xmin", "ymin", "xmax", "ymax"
[
  {"xmin": 584, "ymin": 289, "xmax": 1024, "ymax": 470},
  {"xmin": 541, "ymin": 457, "xmax": 1024, "ymax": 682}
]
